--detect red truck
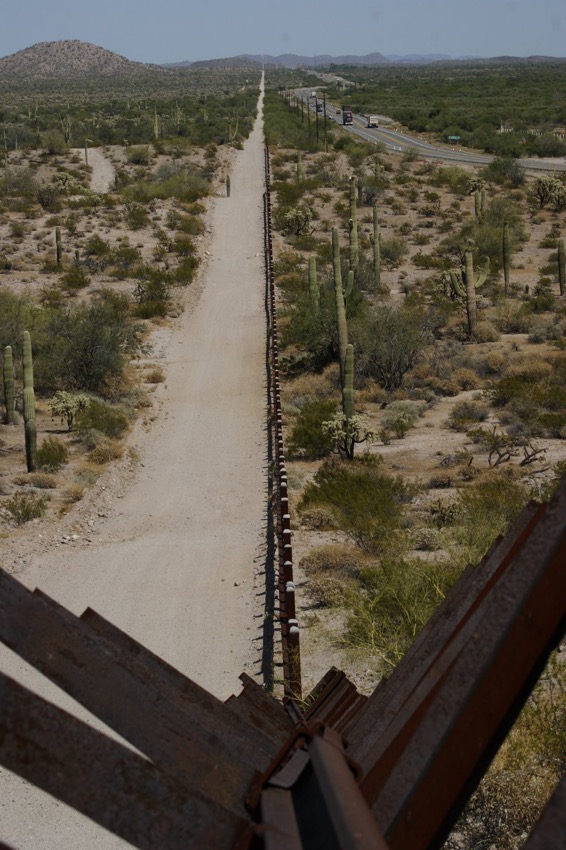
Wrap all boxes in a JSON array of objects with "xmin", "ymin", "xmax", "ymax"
[{"xmin": 342, "ymin": 109, "xmax": 353, "ymax": 125}]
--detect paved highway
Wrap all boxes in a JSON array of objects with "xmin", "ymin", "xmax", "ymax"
[{"xmin": 296, "ymin": 89, "xmax": 566, "ymax": 173}]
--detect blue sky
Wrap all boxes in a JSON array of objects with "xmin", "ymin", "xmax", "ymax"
[{"xmin": 1, "ymin": 0, "xmax": 564, "ymax": 63}]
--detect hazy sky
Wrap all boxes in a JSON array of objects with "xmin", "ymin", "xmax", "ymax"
[{"xmin": 1, "ymin": 0, "xmax": 564, "ymax": 63}]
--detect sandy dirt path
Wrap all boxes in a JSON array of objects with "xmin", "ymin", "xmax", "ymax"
[
  {"xmin": 73, "ymin": 146, "xmax": 116, "ymax": 193},
  {"xmin": 1, "ymin": 81, "xmax": 268, "ymax": 848}
]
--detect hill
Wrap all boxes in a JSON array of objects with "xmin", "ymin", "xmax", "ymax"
[{"xmin": 0, "ymin": 40, "xmax": 169, "ymax": 79}]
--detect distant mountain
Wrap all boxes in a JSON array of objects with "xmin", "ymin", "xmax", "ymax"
[
  {"xmin": 165, "ymin": 52, "xmax": 474, "ymax": 68},
  {"xmin": 0, "ymin": 40, "xmax": 169, "ymax": 79},
  {"xmin": 176, "ymin": 56, "xmax": 263, "ymax": 70}
]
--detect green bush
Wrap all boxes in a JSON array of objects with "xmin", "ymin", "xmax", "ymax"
[
  {"xmin": 59, "ymin": 265, "xmax": 91, "ymax": 292},
  {"xmin": 76, "ymin": 398, "xmax": 129, "ymax": 438},
  {"xmin": 3, "ymin": 491, "xmax": 49, "ymax": 525},
  {"xmin": 454, "ymin": 474, "xmax": 529, "ymax": 565},
  {"xmin": 344, "ymin": 556, "xmax": 460, "ymax": 671},
  {"xmin": 37, "ymin": 436, "xmax": 69, "ymax": 472},
  {"xmin": 298, "ymin": 456, "xmax": 414, "ymax": 554},
  {"xmin": 287, "ymin": 399, "xmax": 337, "ymax": 459}
]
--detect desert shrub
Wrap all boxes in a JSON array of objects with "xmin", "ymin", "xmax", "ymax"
[
  {"xmin": 344, "ymin": 557, "xmax": 460, "ymax": 670},
  {"xmin": 447, "ymin": 653, "xmax": 565, "ymax": 850},
  {"xmin": 14, "ymin": 472, "xmax": 57, "ymax": 489},
  {"xmin": 474, "ymin": 320, "xmax": 500, "ymax": 343},
  {"xmin": 84, "ymin": 234, "xmax": 112, "ymax": 257},
  {"xmin": 125, "ymin": 204, "xmax": 150, "ymax": 230},
  {"xmin": 76, "ymin": 398, "xmax": 129, "ymax": 438},
  {"xmin": 126, "ymin": 146, "xmax": 152, "ymax": 165},
  {"xmin": 453, "ymin": 474, "xmax": 529, "ymax": 565},
  {"xmin": 354, "ymin": 303, "xmax": 433, "ymax": 390},
  {"xmin": 59, "ymin": 264, "xmax": 91, "ymax": 292},
  {"xmin": 489, "ymin": 355, "xmax": 566, "ymax": 437},
  {"xmin": 3, "ymin": 491, "xmax": 48, "ymax": 525},
  {"xmin": 87, "ymin": 438, "xmax": 124, "ymax": 465},
  {"xmin": 298, "ymin": 456, "xmax": 414, "ymax": 554},
  {"xmin": 287, "ymin": 399, "xmax": 336, "ymax": 459},
  {"xmin": 299, "ymin": 505, "xmax": 339, "ymax": 530},
  {"xmin": 300, "ymin": 544, "xmax": 366, "ymax": 607},
  {"xmin": 448, "ymin": 398, "xmax": 490, "ymax": 430},
  {"xmin": 381, "ymin": 400, "xmax": 425, "ymax": 438},
  {"xmin": 39, "ymin": 291, "xmax": 141, "ymax": 397},
  {"xmin": 494, "ymin": 300, "xmax": 533, "ymax": 334},
  {"xmin": 36, "ymin": 436, "xmax": 69, "ymax": 472},
  {"xmin": 452, "ymin": 368, "xmax": 482, "ymax": 390}
]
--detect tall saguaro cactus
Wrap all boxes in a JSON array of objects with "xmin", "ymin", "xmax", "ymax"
[
  {"xmin": 372, "ymin": 203, "xmax": 381, "ymax": 290},
  {"xmin": 332, "ymin": 228, "xmax": 348, "ymax": 381},
  {"xmin": 3, "ymin": 345, "xmax": 14, "ymax": 424},
  {"xmin": 55, "ymin": 226, "xmax": 63, "ymax": 268},
  {"xmin": 450, "ymin": 251, "xmax": 489, "ymax": 339},
  {"xmin": 308, "ymin": 255, "xmax": 319, "ymax": 312},
  {"xmin": 349, "ymin": 175, "xmax": 359, "ymax": 274},
  {"xmin": 558, "ymin": 238, "xmax": 565, "ymax": 296},
  {"xmin": 342, "ymin": 344, "xmax": 354, "ymax": 420},
  {"xmin": 502, "ymin": 222, "xmax": 510, "ymax": 295},
  {"xmin": 22, "ymin": 330, "xmax": 36, "ymax": 471}
]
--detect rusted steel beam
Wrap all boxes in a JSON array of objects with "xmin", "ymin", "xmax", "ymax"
[
  {"xmin": 79, "ymin": 603, "xmax": 283, "ymax": 756},
  {"xmin": 522, "ymin": 774, "xmax": 566, "ymax": 850},
  {"xmin": 308, "ymin": 729, "xmax": 389, "ymax": 850},
  {"xmin": 261, "ymin": 788, "xmax": 303, "ymax": 850},
  {"xmin": 0, "ymin": 672, "xmax": 246, "ymax": 850},
  {"xmin": 225, "ymin": 673, "xmax": 295, "ymax": 743},
  {"xmin": 347, "ymin": 500, "xmax": 543, "ymax": 753},
  {"xmin": 0, "ymin": 572, "xmax": 265, "ymax": 814},
  {"xmin": 358, "ymin": 480, "xmax": 566, "ymax": 850}
]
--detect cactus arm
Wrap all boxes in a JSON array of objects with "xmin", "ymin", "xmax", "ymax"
[
  {"xmin": 345, "ymin": 269, "xmax": 354, "ymax": 300},
  {"xmin": 449, "ymin": 268, "xmax": 465, "ymax": 298}
]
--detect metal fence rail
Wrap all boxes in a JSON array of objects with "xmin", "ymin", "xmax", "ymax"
[{"xmin": 264, "ymin": 145, "xmax": 301, "ymax": 699}]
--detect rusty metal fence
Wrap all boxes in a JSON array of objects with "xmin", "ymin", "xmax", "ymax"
[
  {"xmin": 264, "ymin": 145, "xmax": 301, "ymax": 699},
  {"xmin": 1, "ymin": 478, "xmax": 565, "ymax": 848}
]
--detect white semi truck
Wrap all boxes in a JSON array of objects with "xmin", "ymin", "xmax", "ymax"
[{"xmin": 366, "ymin": 115, "xmax": 379, "ymax": 128}]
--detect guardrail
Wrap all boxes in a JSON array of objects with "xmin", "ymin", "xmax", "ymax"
[{"xmin": 264, "ymin": 145, "xmax": 301, "ymax": 700}]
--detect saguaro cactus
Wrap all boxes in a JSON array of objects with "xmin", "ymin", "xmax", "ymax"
[
  {"xmin": 3, "ymin": 345, "xmax": 14, "ymax": 424},
  {"xmin": 372, "ymin": 203, "xmax": 381, "ymax": 290},
  {"xmin": 55, "ymin": 225, "xmax": 63, "ymax": 268},
  {"xmin": 558, "ymin": 238, "xmax": 565, "ymax": 296},
  {"xmin": 332, "ymin": 228, "xmax": 348, "ymax": 380},
  {"xmin": 308, "ymin": 255, "xmax": 319, "ymax": 312},
  {"xmin": 342, "ymin": 344, "xmax": 354, "ymax": 420},
  {"xmin": 226, "ymin": 175, "xmax": 231, "ymax": 197},
  {"xmin": 349, "ymin": 175, "xmax": 359, "ymax": 273},
  {"xmin": 502, "ymin": 222, "xmax": 510, "ymax": 295},
  {"xmin": 22, "ymin": 330, "xmax": 36, "ymax": 471},
  {"xmin": 449, "ymin": 251, "xmax": 489, "ymax": 338}
]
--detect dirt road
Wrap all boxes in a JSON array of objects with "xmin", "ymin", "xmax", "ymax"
[{"xmin": 1, "ymin": 81, "xmax": 268, "ymax": 848}]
